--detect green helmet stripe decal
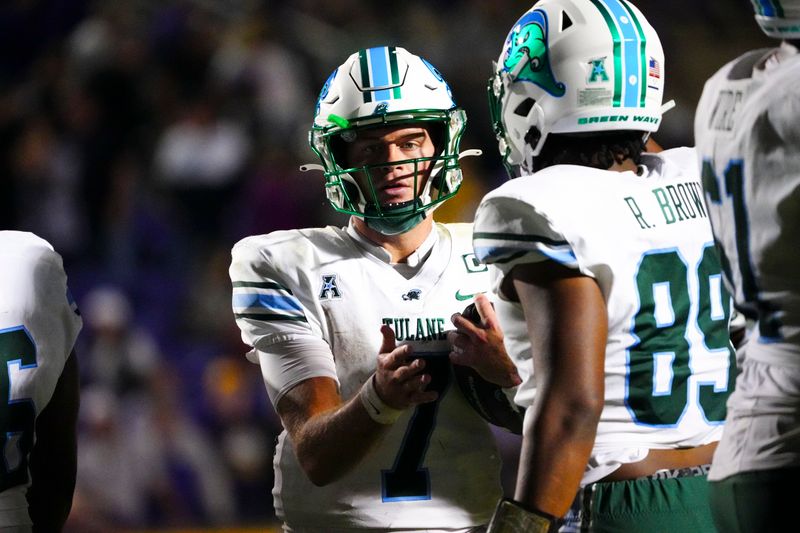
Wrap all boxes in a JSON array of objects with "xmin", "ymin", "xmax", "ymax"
[
  {"xmin": 388, "ymin": 46, "xmax": 402, "ymax": 99},
  {"xmin": 591, "ymin": 0, "xmax": 647, "ymax": 109},
  {"xmin": 356, "ymin": 46, "xmax": 402, "ymax": 104},
  {"xmin": 358, "ymin": 49, "xmax": 373, "ymax": 104},
  {"xmin": 753, "ymin": 0, "xmax": 785, "ymax": 17},
  {"xmin": 620, "ymin": 0, "xmax": 648, "ymax": 107},
  {"xmin": 590, "ymin": 0, "xmax": 623, "ymax": 107}
]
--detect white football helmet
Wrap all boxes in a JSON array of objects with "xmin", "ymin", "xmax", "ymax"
[
  {"xmin": 304, "ymin": 46, "xmax": 477, "ymax": 235},
  {"xmin": 751, "ymin": 0, "xmax": 800, "ymax": 38},
  {"xmin": 489, "ymin": 0, "xmax": 665, "ymax": 175}
]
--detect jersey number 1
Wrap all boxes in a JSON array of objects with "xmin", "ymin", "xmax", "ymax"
[{"xmin": 702, "ymin": 159, "xmax": 782, "ymax": 339}]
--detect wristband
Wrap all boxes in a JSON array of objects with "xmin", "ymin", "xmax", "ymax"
[
  {"xmin": 487, "ymin": 498, "xmax": 560, "ymax": 533},
  {"xmin": 359, "ymin": 374, "xmax": 404, "ymax": 425}
]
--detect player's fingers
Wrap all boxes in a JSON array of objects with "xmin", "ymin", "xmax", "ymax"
[
  {"xmin": 450, "ymin": 312, "xmax": 481, "ymax": 338},
  {"xmin": 392, "ymin": 356, "xmax": 425, "ymax": 382},
  {"xmin": 381, "ymin": 345, "xmax": 414, "ymax": 373},
  {"xmin": 449, "ymin": 344, "xmax": 471, "ymax": 367},
  {"xmin": 446, "ymin": 328, "xmax": 472, "ymax": 349},
  {"xmin": 448, "ymin": 334, "xmax": 476, "ymax": 366},
  {"xmin": 446, "ymin": 329, "xmax": 458, "ymax": 345},
  {"xmin": 474, "ymin": 293, "xmax": 500, "ymax": 330},
  {"xmin": 406, "ymin": 374, "xmax": 438, "ymax": 404},
  {"xmin": 379, "ymin": 324, "xmax": 397, "ymax": 354}
]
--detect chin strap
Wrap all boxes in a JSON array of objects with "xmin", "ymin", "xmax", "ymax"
[
  {"xmin": 660, "ymin": 99, "xmax": 676, "ymax": 114},
  {"xmin": 458, "ymin": 148, "xmax": 483, "ymax": 159}
]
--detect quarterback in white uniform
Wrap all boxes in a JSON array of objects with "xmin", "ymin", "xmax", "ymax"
[
  {"xmin": 0, "ymin": 231, "xmax": 82, "ymax": 531},
  {"xmin": 230, "ymin": 46, "xmax": 519, "ymax": 532},
  {"xmin": 475, "ymin": 1, "xmax": 735, "ymax": 532},
  {"xmin": 694, "ymin": 1, "xmax": 800, "ymax": 531}
]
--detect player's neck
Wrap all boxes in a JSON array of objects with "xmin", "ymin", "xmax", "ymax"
[
  {"xmin": 609, "ymin": 158, "xmax": 640, "ymax": 173},
  {"xmin": 353, "ymin": 216, "xmax": 434, "ymax": 264}
]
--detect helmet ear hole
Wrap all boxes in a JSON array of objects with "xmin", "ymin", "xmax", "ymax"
[
  {"xmin": 514, "ymin": 98, "xmax": 536, "ymax": 117},
  {"xmin": 524, "ymin": 126, "xmax": 542, "ymax": 151},
  {"xmin": 561, "ymin": 12, "xmax": 573, "ymax": 31}
]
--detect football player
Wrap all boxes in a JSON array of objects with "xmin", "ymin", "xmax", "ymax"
[
  {"xmin": 472, "ymin": 1, "xmax": 736, "ymax": 531},
  {"xmin": 229, "ymin": 46, "xmax": 520, "ymax": 531},
  {"xmin": 0, "ymin": 231, "xmax": 82, "ymax": 531},
  {"xmin": 694, "ymin": 2, "xmax": 800, "ymax": 531}
]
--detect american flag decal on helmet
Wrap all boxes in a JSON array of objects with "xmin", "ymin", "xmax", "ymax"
[{"xmin": 648, "ymin": 57, "xmax": 661, "ymax": 79}]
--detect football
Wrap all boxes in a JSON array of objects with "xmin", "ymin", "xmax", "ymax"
[{"xmin": 452, "ymin": 302, "xmax": 525, "ymax": 434}]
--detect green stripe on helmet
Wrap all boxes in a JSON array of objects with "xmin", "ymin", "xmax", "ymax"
[
  {"xmin": 590, "ymin": 0, "xmax": 623, "ymax": 107},
  {"xmin": 388, "ymin": 46, "xmax": 402, "ymax": 99},
  {"xmin": 358, "ymin": 49, "xmax": 372, "ymax": 103},
  {"xmin": 620, "ymin": 0, "xmax": 649, "ymax": 108}
]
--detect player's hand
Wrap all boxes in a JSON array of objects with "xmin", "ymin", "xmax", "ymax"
[
  {"xmin": 374, "ymin": 325, "xmax": 439, "ymax": 409},
  {"xmin": 448, "ymin": 293, "xmax": 521, "ymax": 388}
]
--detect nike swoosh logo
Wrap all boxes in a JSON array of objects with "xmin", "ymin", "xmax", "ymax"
[
  {"xmin": 455, "ymin": 290, "xmax": 478, "ymax": 301},
  {"xmin": 366, "ymin": 399, "xmax": 381, "ymax": 416}
]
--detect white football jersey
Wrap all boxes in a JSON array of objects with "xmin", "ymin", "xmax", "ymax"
[
  {"xmin": 473, "ymin": 148, "xmax": 736, "ymax": 484},
  {"xmin": 694, "ymin": 43, "xmax": 800, "ymax": 365},
  {"xmin": 230, "ymin": 222, "xmax": 501, "ymax": 530},
  {"xmin": 0, "ymin": 231, "xmax": 82, "ymax": 526},
  {"xmin": 694, "ymin": 43, "xmax": 800, "ymax": 480}
]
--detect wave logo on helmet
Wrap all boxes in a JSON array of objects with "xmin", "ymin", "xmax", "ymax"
[
  {"xmin": 502, "ymin": 9, "xmax": 566, "ymax": 97},
  {"xmin": 422, "ymin": 57, "xmax": 454, "ymax": 101},
  {"xmin": 315, "ymin": 68, "xmax": 338, "ymax": 118}
]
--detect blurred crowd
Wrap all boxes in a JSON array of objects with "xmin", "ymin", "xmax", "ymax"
[{"xmin": 0, "ymin": 0, "xmax": 771, "ymax": 530}]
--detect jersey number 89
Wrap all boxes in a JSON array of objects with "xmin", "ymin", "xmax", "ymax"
[{"xmin": 627, "ymin": 245, "xmax": 736, "ymax": 426}]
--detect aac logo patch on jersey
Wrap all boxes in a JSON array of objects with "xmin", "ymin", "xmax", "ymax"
[{"xmin": 319, "ymin": 274, "xmax": 342, "ymax": 300}]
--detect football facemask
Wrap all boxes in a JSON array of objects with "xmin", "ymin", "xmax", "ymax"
[
  {"xmin": 303, "ymin": 46, "xmax": 480, "ymax": 235},
  {"xmin": 488, "ymin": 0, "xmax": 667, "ymax": 177}
]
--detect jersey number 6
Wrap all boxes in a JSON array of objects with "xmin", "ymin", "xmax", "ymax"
[{"xmin": 0, "ymin": 327, "xmax": 37, "ymax": 491}]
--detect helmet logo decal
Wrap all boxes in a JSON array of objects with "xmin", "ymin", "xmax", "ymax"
[
  {"xmin": 422, "ymin": 57, "xmax": 454, "ymax": 101},
  {"xmin": 588, "ymin": 58, "xmax": 610, "ymax": 83},
  {"xmin": 315, "ymin": 68, "xmax": 338, "ymax": 117},
  {"xmin": 375, "ymin": 102, "xmax": 389, "ymax": 115},
  {"xmin": 752, "ymin": 0, "xmax": 784, "ymax": 17},
  {"xmin": 358, "ymin": 46, "xmax": 403, "ymax": 104},
  {"xmin": 502, "ymin": 9, "xmax": 566, "ymax": 97}
]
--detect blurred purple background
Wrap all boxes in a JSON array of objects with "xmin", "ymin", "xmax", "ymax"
[{"xmin": 0, "ymin": 1, "xmax": 771, "ymax": 530}]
